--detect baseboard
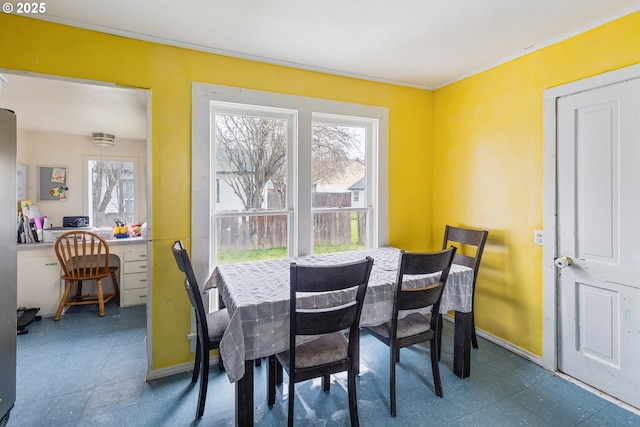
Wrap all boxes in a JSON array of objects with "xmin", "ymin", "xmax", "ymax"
[
  {"xmin": 442, "ymin": 314, "xmax": 543, "ymax": 366},
  {"xmin": 145, "ymin": 356, "xmax": 222, "ymax": 381},
  {"xmin": 442, "ymin": 315, "xmax": 639, "ymax": 415}
]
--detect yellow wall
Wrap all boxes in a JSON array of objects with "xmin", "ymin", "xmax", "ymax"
[
  {"xmin": 5, "ymin": 9, "xmax": 639, "ymax": 369},
  {"xmin": 0, "ymin": 15, "xmax": 433, "ymax": 370},
  {"xmin": 433, "ymin": 11, "xmax": 640, "ymax": 355}
]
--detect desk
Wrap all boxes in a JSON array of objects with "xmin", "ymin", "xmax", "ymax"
[
  {"xmin": 207, "ymin": 247, "xmax": 474, "ymax": 426},
  {"xmin": 17, "ymin": 237, "xmax": 148, "ymax": 315}
]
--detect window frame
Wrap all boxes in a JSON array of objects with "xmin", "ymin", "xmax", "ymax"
[
  {"xmin": 83, "ymin": 155, "xmax": 139, "ymax": 228},
  {"xmin": 192, "ymin": 83, "xmax": 389, "ymax": 302}
]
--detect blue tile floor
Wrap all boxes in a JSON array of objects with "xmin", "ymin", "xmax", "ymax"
[{"xmin": 9, "ymin": 303, "xmax": 640, "ymax": 426}]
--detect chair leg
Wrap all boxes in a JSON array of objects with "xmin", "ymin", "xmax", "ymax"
[
  {"xmin": 287, "ymin": 373, "xmax": 295, "ymax": 427},
  {"xmin": 54, "ymin": 280, "xmax": 73, "ymax": 321},
  {"xmin": 267, "ymin": 355, "xmax": 276, "ymax": 405},
  {"xmin": 111, "ymin": 271, "xmax": 121, "ymax": 302},
  {"xmin": 322, "ymin": 373, "xmax": 331, "ymax": 392},
  {"xmin": 75, "ymin": 280, "xmax": 83, "ymax": 298},
  {"xmin": 348, "ymin": 366, "xmax": 359, "ymax": 427},
  {"xmin": 389, "ymin": 343, "xmax": 397, "ymax": 417},
  {"xmin": 430, "ymin": 339, "xmax": 443, "ymax": 398},
  {"xmin": 437, "ymin": 313, "xmax": 443, "ymax": 360},
  {"xmin": 276, "ymin": 358, "xmax": 283, "ymax": 385},
  {"xmin": 192, "ymin": 335, "xmax": 202, "ymax": 383},
  {"xmin": 196, "ymin": 341, "xmax": 209, "ymax": 419},
  {"xmin": 96, "ymin": 278, "xmax": 106, "ymax": 317}
]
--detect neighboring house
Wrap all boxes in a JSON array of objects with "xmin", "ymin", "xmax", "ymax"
[
  {"xmin": 215, "ymin": 173, "xmax": 271, "ymax": 212},
  {"xmin": 313, "ymin": 159, "xmax": 365, "ymax": 207},
  {"xmin": 218, "ymin": 158, "xmax": 365, "ymax": 211},
  {"xmin": 348, "ymin": 177, "xmax": 365, "ymax": 208}
]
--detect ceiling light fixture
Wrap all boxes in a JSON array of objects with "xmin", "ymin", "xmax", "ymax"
[{"xmin": 92, "ymin": 132, "xmax": 115, "ymax": 147}]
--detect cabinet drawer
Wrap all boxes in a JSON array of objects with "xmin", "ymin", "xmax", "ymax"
[
  {"xmin": 122, "ymin": 287, "xmax": 147, "ymax": 306},
  {"xmin": 123, "ymin": 272, "xmax": 147, "ymax": 290},
  {"xmin": 123, "ymin": 260, "xmax": 147, "ymax": 274},
  {"xmin": 124, "ymin": 250, "xmax": 147, "ymax": 262}
]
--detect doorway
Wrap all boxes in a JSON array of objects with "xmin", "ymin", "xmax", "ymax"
[
  {"xmin": 542, "ymin": 64, "xmax": 640, "ymax": 409},
  {"xmin": 0, "ymin": 71, "xmax": 152, "ymax": 374}
]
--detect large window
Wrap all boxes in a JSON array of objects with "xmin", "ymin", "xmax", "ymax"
[
  {"xmin": 86, "ymin": 158, "xmax": 136, "ymax": 227},
  {"xmin": 192, "ymin": 84, "xmax": 388, "ymax": 286},
  {"xmin": 311, "ymin": 115, "xmax": 371, "ymax": 254},
  {"xmin": 212, "ymin": 105, "xmax": 294, "ymax": 263}
]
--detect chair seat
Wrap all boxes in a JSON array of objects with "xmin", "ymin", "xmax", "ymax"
[
  {"xmin": 277, "ymin": 332, "xmax": 348, "ymax": 369},
  {"xmin": 206, "ymin": 308, "xmax": 230, "ymax": 340},
  {"xmin": 368, "ymin": 312, "xmax": 432, "ymax": 339},
  {"xmin": 63, "ymin": 265, "xmax": 118, "ymax": 280}
]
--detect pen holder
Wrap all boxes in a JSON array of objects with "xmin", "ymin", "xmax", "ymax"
[{"xmin": 114, "ymin": 225, "xmax": 129, "ymax": 238}]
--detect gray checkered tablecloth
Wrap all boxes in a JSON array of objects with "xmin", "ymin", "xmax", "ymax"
[{"xmin": 205, "ymin": 247, "xmax": 473, "ymax": 382}]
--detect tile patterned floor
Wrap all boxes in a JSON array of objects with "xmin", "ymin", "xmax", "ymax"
[{"xmin": 9, "ymin": 303, "xmax": 640, "ymax": 426}]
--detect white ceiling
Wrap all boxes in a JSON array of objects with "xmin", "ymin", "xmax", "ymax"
[
  {"xmin": 1, "ymin": 0, "xmax": 639, "ymax": 138},
  {"xmin": 33, "ymin": 0, "xmax": 640, "ymax": 88},
  {"xmin": 0, "ymin": 74, "xmax": 147, "ymax": 140}
]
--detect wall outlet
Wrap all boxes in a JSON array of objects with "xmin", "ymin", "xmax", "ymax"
[{"xmin": 534, "ymin": 229, "xmax": 544, "ymax": 246}]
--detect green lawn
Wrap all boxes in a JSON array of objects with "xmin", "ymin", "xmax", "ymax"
[
  {"xmin": 217, "ymin": 215, "xmax": 365, "ymax": 264},
  {"xmin": 217, "ymin": 243, "xmax": 365, "ymax": 264}
]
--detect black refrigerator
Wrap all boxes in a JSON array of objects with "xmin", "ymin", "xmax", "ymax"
[{"xmin": 0, "ymin": 108, "xmax": 17, "ymax": 426}]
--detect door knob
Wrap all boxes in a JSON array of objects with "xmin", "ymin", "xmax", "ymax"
[{"xmin": 554, "ymin": 256, "xmax": 573, "ymax": 269}]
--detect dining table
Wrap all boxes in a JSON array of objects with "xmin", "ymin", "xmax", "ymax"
[{"xmin": 205, "ymin": 246, "xmax": 475, "ymax": 426}]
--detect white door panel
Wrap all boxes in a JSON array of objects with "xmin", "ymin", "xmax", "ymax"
[{"xmin": 557, "ymin": 77, "xmax": 640, "ymax": 408}]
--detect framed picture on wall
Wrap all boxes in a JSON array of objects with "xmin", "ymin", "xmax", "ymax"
[{"xmin": 38, "ymin": 165, "xmax": 69, "ymax": 201}]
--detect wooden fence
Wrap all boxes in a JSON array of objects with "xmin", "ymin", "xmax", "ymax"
[{"xmin": 216, "ymin": 192, "xmax": 365, "ymax": 251}]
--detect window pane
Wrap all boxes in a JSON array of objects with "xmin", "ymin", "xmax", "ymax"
[
  {"xmin": 88, "ymin": 160, "xmax": 135, "ymax": 227},
  {"xmin": 216, "ymin": 214, "xmax": 288, "ymax": 264},
  {"xmin": 313, "ymin": 211, "xmax": 366, "ymax": 254},
  {"xmin": 215, "ymin": 113, "xmax": 288, "ymax": 213},
  {"xmin": 311, "ymin": 123, "xmax": 366, "ymax": 208}
]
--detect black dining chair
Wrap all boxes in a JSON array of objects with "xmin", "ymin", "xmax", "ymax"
[
  {"xmin": 363, "ymin": 247, "xmax": 456, "ymax": 417},
  {"xmin": 171, "ymin": 240, "xmax": 230, "ymax": 420},
  {"xmin": 267, "ymin": 257, "xmax": 374, "ymax": 427},
  {"xmin": 441, "ymin": 225, "xmax": 489, "ymax": 350}
]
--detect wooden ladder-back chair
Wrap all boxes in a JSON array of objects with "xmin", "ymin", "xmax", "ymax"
[
  {"xmin": 364, "ymin": 247, "xmax": 456, "ymax": 417},
  {"xmin": 268, "ymin": 257, "xmax": 374, "ymax": 427},
  {"xmin": 54, "ymin": 230, "xmax": 120, "ymax": 320},
  {"xmin": 441, "ymin": 225, "xmax": 489, "ymax": 350},
  {"xmin": 171, "ymin": 240, "xmax": 230, "ymax": 420}
]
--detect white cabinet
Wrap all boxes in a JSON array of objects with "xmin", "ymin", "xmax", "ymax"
[
  {"xmin": 17, "ymin": 248, "xmax": 61, "ymax": 317},
  {"xmin": 121, "ymin": 247, "xmax": 148, "ymax": 307},
  {"xmin": 17, "ymin": 239, "xmax": 148, "ymax": 316}
]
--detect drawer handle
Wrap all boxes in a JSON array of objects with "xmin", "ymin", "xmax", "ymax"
[
  {"xmin": 139, "ymin": 279, "xmax": 147, "ymax": 282},
  {"xmin": 139, "ymin": 295, "xmax": 147, "ymax": 298},
  {"xmin": 138, "ymin": 255, "xmax": 147, "ymax": 258},
  {"xmin": 139, "ymin": 265, "xmax": 146, "ymax": 269},
  {"xmin": 45, "ymin": 262, "xmax": 58, "ymax": 266}
]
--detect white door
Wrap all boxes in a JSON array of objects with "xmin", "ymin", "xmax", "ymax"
[{"xmin": 556, "ymin": 77, "xmax": 640, "ymax": 408}]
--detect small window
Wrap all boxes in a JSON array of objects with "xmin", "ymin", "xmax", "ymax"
[{"xmin": 87, "ymin": 158, "xmax": 136, "ymax": 227}]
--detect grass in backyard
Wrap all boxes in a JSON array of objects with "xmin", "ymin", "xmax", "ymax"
[{"xmin": 217, "ymin": 243, "xmax": 366, "ymax": 264}]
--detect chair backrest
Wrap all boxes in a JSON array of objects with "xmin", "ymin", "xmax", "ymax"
[
  {"xmin": 441, "ymin": 225, "xmax": 488, "ymax": 287},
  {"xmin": 171, "ymin": 240, "xmax": 209, "ymax": 343},
  {"xmin": 393, "ymin": 247, "xmax": 457, "ymax": 323},
  {"xmin": 55, "ymin": 230, "xmax": 111, "ymax": 279},
  {"xmin": 289, "ymin": 256, "xmax": 374, "ymax": 353}
]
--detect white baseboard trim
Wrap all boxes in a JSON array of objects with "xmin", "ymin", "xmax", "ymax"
[
  {"xmin": 145, "ymin": 356, "xmax": 222, "ymax": 381},
  {"xmin": 442, "ymin": 315, "xmax": 640, "ymax": 415},
  {"xmin": 442, "ymin": 314, "xmax": 543, "ymax": 366}
]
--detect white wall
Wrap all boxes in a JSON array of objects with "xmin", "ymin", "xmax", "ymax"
[{"xmin": 18, "ymin": 131, "xmax": 147, "ymax": 227}]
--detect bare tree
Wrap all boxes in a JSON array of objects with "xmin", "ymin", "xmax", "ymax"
[
  {"xmin": 311, "ymin": 122, "xmax": 361, "ymax": 183},
  {"xmin": 92, "ymin": 161, "xmax": 123, "ymax": 214},
  {"xmin": 215, "ymin": 114, "xmax": 361, "ymax": 210},
  {"xmin": 91, "ymin": 161, "xmax": 133, "ymax": 224}
]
